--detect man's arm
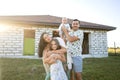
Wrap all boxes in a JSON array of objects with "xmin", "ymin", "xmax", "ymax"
[{"xmin": 62, "ymin": 26, "xmax": 79, "ymax": 42}]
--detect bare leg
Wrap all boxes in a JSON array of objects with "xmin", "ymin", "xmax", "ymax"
[
  {"xmin": 75, "ymin": 72, "xmax": 82, "ymax": 80},
  {"xmin": 70, "ymin": 64, "xmax": 75, "ymax": 80}
]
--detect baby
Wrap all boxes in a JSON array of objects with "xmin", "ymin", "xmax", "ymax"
[{"xmin": 58, "ymin": 17, "xmax": 71, "ymax": 42}]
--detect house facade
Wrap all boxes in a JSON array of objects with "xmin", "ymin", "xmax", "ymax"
[{"xmin": 0, "ymin": 15, "xmax": 116, "ymax": 58}]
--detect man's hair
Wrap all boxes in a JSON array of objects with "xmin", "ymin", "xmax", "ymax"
[{"xmin": 73, "ymin": 19, "xmax": 80, "ymax": 24}]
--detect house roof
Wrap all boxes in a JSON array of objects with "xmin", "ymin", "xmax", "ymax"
[{"xmin": 0, "ymin": 15, "xmax": 116, "ymax": 31}]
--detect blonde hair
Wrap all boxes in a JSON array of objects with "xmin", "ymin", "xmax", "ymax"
[{"xmin": 62, "ymin": 17, "xmax": 67, "ymax": 21}]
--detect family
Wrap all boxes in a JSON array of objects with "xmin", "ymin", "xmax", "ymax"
[{"xmin": 38, "ymin": 18, "xmax": 84, "ymax": 80}]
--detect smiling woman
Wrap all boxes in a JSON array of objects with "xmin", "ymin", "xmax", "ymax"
[{"xmin": 0, "ymin": 24, "xmax": 9, "ymax": 32}]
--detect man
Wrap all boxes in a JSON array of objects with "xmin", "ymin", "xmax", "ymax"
[{"xmin": 62, "ymin": 19, "xmax": 84, "ymax": 80}]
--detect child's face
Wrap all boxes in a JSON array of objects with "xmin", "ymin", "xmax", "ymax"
[
  {"xmin": 51, "ymin": 41, "xmax": 58, "ymax": 50},
  {"xmin": 62, "ymin": 18, "xmax": 67, "ymax": 24}
]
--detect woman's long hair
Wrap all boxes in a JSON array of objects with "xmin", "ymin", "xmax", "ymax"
[{"xmin": 38, "ymin": 32, "xmax": 48, "ymax": 57}]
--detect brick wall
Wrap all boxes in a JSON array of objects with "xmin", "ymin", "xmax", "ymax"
[
  {"xmin": 83, "ymin": 29, "xmax": 108, "ymax": 57},
  {"xmin": 0, "ymin": 24, "xmax": 108, "ymax": 57},
  {"xmin": 0, "ymin": 24, "xmax": 56, "ymax": 56},
  {"xmin": 0, "ymin": 25, "xmax": 24, "ymax": 56}
]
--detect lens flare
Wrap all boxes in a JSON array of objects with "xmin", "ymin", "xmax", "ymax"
[{"xmin": 0, "ymin": 24, "xmax": 9, "ymax": 32}]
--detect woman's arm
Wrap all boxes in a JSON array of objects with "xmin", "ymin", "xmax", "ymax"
[
  {"xmin": 51, "ymin": 37, "xmax": 67, "ymax": 54},
  {"xmin": 56, "ymin": 54, "xmax": 66, "ymax": 62},
  {"xmin": 43, "ymin": 49, "xmax": 56, "ymax": 64},
  {"xmin": 54, "ymin": 47, "xmax": 66, "ymax": 54},
  {"xmin": 47, "ymin": 47, "xmax": 66, "ymax": 56}
]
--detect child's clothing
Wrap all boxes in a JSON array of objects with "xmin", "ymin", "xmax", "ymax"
[
  {"xmin": 58, "ymin": 23, "xmax": 70, "ymax": 38},
  {"xmin": 50, "ymin": 59, "xmax": 68, "ymax": 80},
  {"xmin": 49, "ymin": 53, "xmax": 68, "ymax": 80}
]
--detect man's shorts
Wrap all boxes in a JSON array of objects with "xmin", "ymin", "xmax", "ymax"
[{"xmin": 72, "ymin": 56, "xmax": 83, "ymax": 72}]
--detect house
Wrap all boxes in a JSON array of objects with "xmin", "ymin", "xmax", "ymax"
[{"xmin": 0, "ymin": 15, "xmax": 116, "ymax": 58}]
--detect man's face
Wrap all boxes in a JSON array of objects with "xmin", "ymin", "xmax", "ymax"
[
  {"xmin": 72, "ymin": 21, "xmax": 80, "ymax": 31},
  {"xmin": 43, "ymin": 34, "xmax": 52, "ymax": 43}
]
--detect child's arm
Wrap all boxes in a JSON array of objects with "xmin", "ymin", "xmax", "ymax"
[
  {"xmin": 58, "ymin": 24, "xmax": 63, "ymax": 37},
  {"xmin": 48, "ymin": 57, "xmax": 56, "ymax": 65},
  {"xmin": 44, "ymin": 52, "xmax": 57, "ymax": 65},
  {"xmin": 56, "ymin": 54, "xmax": 66, "ymax": 62},
  {"xmin": 62, "ymin": 26, "xmax": 80, "ymax": 42}
]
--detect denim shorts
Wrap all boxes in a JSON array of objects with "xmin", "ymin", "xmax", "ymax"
[{"xmin": 72, "ymin": 56, "xmax": 83, "ymax": 72}]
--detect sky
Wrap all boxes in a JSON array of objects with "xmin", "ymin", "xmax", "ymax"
[{"xmin": 0, "ymin": 0, "xmax": 119, "ymax": 47}]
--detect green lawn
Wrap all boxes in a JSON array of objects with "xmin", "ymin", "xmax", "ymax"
[{"xmin": 0, "ymin": 55, "xmax": 120, "ymax": 80}]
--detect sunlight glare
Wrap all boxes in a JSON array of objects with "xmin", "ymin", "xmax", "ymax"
[{"xmin": 0, "ymin": 24, "xmax": 9, "ymax": 32}]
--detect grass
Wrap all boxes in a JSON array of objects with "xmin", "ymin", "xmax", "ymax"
[
  {"xmin": 1, "ymin": 58, "xmax": 45, "ymax": 80},
  {"xmin": 83, "ymin": 55, "xmax": 120, "ymax": 80},
  {"xmin": 0, "ymin": 55, "xmax": 120, "ymax": 80},
  {"xmin": 108, "ymin": 48, "xmax": 120, "ymax": 54}
]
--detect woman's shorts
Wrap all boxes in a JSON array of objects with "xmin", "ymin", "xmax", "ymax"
[{"xmin": 72, "ymin": 56, "xmax": 83, "ymax": 72}]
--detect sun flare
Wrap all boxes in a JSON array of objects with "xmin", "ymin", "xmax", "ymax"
[{"xmin": 0, "ymin": 24, "xmax": 9, "ymax": 32}]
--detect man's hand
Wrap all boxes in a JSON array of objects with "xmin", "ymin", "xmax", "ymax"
[{"xmin": 62, "ymin": 25, "xmax": 68, "ymax": 33}]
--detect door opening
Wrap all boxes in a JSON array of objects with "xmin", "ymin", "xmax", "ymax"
[
  {"xmin": 82, "ymin": 33, "xmax": 89, "ymax": 54},
  {"xmin": 24, "ymin": 29, "xmax": 35, "ymax": 55}
]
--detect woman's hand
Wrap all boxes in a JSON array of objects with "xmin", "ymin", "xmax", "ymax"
[
  {"xmin": 47, "ymin": 51, "xmax": 54, "ymax": 56},
  {"xmin": 55, "ymin": 54, "xmax": 62, "ymax": 60}
]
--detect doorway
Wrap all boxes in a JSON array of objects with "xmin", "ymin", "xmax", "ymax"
[
  {"xmin": 23, "ymin": 29, "xmax": 35, "ymax": 55},
  {"xmin": 82, "ymin": 33, "xmax": 89, "ymax": 54}
]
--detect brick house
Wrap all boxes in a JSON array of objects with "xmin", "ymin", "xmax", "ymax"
[{"xmin": 0, "ymin": 15, "xmax": 116, "ymax": 58}]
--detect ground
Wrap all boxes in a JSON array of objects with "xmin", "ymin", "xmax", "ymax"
[{"xmin": 0, "ymin": 54, "xmax": 120, "ymax": 80}]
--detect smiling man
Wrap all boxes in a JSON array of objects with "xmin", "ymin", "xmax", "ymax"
[{"xmin": 62, "ymin": 19, "xmax": 84, "ymax": 80}]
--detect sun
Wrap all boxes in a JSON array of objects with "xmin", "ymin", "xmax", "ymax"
[{"xmin": 0, "ymin": 24, "xmax": 9, "ymax": 32}]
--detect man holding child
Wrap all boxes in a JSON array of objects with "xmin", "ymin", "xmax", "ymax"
[{"xmin": 38, "ymin": 18, "xmax": 84, "ymax": 80}]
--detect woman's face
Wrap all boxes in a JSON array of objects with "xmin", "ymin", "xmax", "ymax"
[
  {"xmin": 51, "ymin": 41, "xmax": 57, "ymax": 50},
  {"xmin": 43, "ymin": 34, "xmax": 52, "ymax": 43}
]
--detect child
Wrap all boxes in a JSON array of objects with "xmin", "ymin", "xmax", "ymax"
[
  {"xmin": 44, "ymin": 39, "xmax": 68, "ymax": 80},
  {"xmin": 58, "ymin": 17, "xmax": 71, "ymax": 42}
]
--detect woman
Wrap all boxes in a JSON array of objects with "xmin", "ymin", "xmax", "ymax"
[{"xmin": 38, "ymin": 32, "xmax": 66, "ymax": 80}]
